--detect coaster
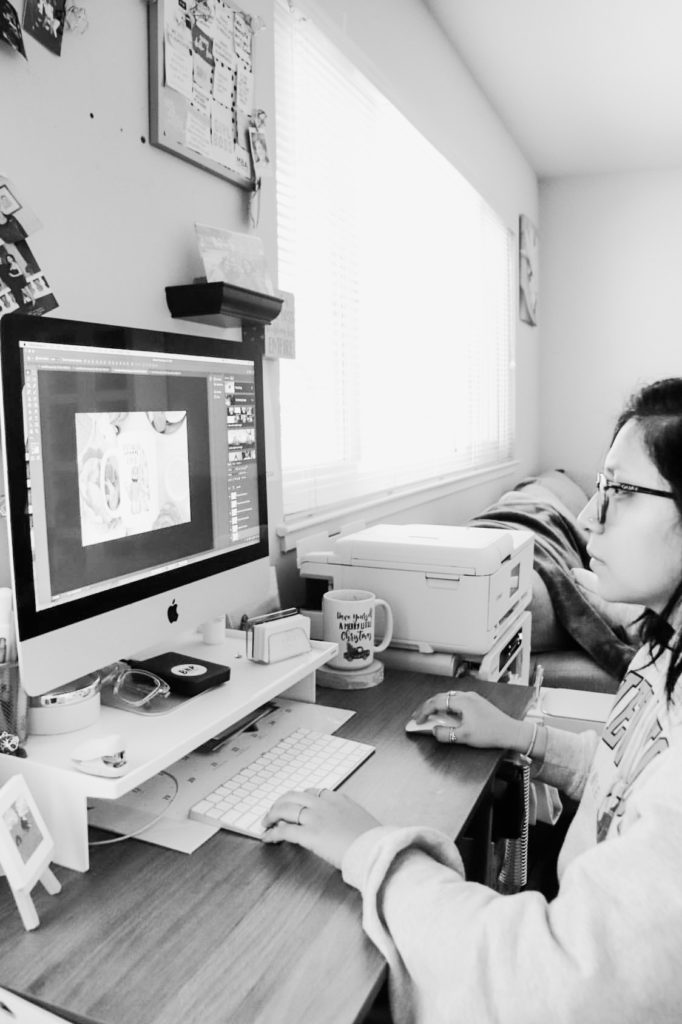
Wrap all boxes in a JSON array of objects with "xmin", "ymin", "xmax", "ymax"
[{"xmin": 316, "ymin": 660, "xmax": 384, "ymax": 690}]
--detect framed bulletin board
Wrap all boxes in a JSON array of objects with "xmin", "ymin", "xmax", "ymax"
[{"xmin": 148, "ymin": 0, "xmax": 258, "ymax": 188}]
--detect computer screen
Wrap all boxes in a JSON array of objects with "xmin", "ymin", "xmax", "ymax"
[{"xmin": 0, "ymin": 314, "xmax": 270, "ymax": 697}]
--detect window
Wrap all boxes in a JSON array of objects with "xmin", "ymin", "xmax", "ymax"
[{"xmin": 274, "ymin": 2, "xmax": 515, "ymax": 524}]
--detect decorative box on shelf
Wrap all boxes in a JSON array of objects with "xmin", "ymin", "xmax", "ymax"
[{"xmin": 165, "ymin": 282, "xmax": 283, "ymax": 329}]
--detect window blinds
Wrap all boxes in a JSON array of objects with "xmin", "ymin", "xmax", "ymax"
[{"xmin": 274, "ymin": 2, "xmax": 515, "ymax": 520}]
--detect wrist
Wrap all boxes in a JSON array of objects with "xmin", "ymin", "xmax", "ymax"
[{"xmin": 511, "ymin": 718, "xmax": 535, "ymax": 754}]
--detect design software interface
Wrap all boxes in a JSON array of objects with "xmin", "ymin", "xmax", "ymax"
[{"xmin": 21, "ymin": 340, "xmax": 262, "ymax": 610}]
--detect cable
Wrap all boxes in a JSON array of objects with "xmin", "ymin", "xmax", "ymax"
[{"xmin": 88, "ymin": 770, "xmax": 180, "ymax": 847}]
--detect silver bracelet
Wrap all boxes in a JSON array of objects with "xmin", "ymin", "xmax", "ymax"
[{"xmin": 523, "ymin": 720, "xmax": 539, "ymax": 758}]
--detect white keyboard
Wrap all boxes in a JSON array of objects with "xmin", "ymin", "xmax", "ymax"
[{"xmin": 188, "ymin": 727, "xmax": 374, "ymax": 838}]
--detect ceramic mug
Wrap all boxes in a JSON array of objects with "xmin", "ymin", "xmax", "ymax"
[{"xmin": 322, "ymin": 589, "xmax": 393, "ymax": 671}]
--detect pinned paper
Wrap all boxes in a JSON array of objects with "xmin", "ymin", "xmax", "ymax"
[
  {"xmin": 264, "ymin": 291, "xmax": 296, "ymax": 359},
  {"xmin": 0, "ymin": 240, "xmax": 58, "ymax": 319},
  {"xmin": 0, "ymin": 0, "xmax": 26, "ymax": 57},
  {"xmin": 165, "ymin": 35, "xmax": 193, "ymax": 100},
  {"xmin": 22, "ymin": 0, "xmax": 66, "ymax": 56},
  {"xmin": 0, "ymin": 177, "xmax": 42, "ymax": 244}
]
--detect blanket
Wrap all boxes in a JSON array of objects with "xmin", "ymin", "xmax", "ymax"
[{"xmin": 470, "ymin": 495, "xmax": 638, "ymax": 680}]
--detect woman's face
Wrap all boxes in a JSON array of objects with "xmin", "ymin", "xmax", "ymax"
[{"xmin": 578, "ymin": 418, "xmax": 682, "ymax": 614}]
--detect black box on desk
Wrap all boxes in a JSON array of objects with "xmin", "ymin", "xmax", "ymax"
[{"xmin": 127, "ymin": 652, "xmax": 230, "ymax": 696}]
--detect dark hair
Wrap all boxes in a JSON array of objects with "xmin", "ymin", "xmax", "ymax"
[{"xmin": 613, "ymin": 378, "xmax": 682, "ymax": 699}]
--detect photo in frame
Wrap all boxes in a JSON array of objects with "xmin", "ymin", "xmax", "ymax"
[
  {"xmin": 0, "ymin": 775, "xmax": 61, "ymax": 930},
  {"xmin": 519, "ymin": 214, "xmax": 539, "ymax": 326}
]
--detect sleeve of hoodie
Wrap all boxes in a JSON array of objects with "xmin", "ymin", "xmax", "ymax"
[
  {"xmin": 532, "ymin": 724, "xmax": 599, "ymax": 801},
  {"xmin": 341, "ymin": 743, "xmax": 682, "ymax": 1024}
]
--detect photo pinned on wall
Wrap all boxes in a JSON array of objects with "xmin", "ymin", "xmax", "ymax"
[
  {"xmin": 519, "ymin": 214, "xmax": 539, "ymax": 326},
  {"xmin": 247, "ymin": 110, "xmax": 271, "ymax": 179},
  {"xmin": 0, "ymin": 0, "xmax": 26, "ymax": 57},
  {"xmin": 22, "ymin": 0, "xmax": 66, "ymax": 55},
  {"xmin": 0, "ymin": 176, "xmax": 42, "ymax": 245},
  {"xmin": 0, "ymin": 239, "xmax": 58, "ymax": 319},
  {"xmin": 246, "ymin": 113, "xmax": 270, "ymax": 228}
]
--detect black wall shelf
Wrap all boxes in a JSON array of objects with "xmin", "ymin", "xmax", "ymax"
[{"xmin": 165, "ymin": 282, "xmax": 283, "ymax": 329}]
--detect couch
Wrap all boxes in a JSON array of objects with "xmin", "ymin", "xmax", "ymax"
[{"xmin": 470, "ymin": 470, "xmax": 643, "ymax": 693}]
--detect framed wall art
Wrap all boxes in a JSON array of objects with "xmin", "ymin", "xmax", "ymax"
[{"xmin": 519, "ymin": 214, "xmax": 538, "ymax": 326}]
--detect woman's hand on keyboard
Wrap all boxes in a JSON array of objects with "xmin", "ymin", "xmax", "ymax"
[{"xmin": 261, "ymin": 789, "xmax": 380, "ymax": 869}]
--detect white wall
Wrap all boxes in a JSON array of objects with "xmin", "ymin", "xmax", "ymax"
[
  {"xmin": 0, "ymin": 0, "xmax": 539, "ymax": 610},
  {"xmin": 539, "ymin": 169, "xmax": 682, "ymax": 495}
]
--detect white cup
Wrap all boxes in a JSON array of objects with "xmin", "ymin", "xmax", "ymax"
[
  {"xmin": 322, "ymin": 589, "xmax": 393, "ymax": 671},
  {"xmin": 201, "ymin": 616, "xmax": 226, "ymax": 645}
]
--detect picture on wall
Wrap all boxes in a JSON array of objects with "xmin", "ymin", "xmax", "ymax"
[
  {"xmin": 0, "ymin": 176, "xmax": 42, "ymax": 244},
  {"xmin": 0, "ymin": 239, "xmax": 58, "ymax": 318},
  {"xmin": 0, "ymin": 0, "xmax": 26, "ymax": 57},
  {"xmin": 519, "ymin": 214, "xmax": 539, "ymax": 326},
  {"xmin": 22, "ymin": 0, "xmax": 66, "ymax": 55},
  {"xmin": 0, "ymin": 238, "xmax": 57, "ymax": 315}
]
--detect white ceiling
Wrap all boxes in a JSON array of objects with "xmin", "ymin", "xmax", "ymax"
[{"xmin": 422, "ymin": 0, "xmax": 682, "ymax": 178}]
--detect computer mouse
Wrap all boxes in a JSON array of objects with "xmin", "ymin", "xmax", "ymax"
[{"xmin": 405, "ymin": 713, "xmax": 457, "ymax": 734}]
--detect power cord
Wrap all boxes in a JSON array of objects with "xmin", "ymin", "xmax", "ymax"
[{"xmin": 88, "ymin": 770, "xmax": 180, "ymax": 846}]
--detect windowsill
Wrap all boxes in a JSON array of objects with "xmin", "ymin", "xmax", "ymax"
[{"xmin": 276, "ymin": 460, "xmax": 519, "ymax": 553}]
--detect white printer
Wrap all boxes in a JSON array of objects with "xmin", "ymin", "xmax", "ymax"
[{"xmin": 298, "ymin": 522, "xmax": 534, "ymax": 657}]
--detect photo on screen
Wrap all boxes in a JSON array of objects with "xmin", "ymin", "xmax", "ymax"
[{"xmin": 75, "ymin": 410, "xmax": 191, "ymax": 547}]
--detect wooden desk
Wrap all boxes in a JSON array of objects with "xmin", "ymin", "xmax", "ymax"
[{"xmin": 0, "ymin": 673, "xmax": 531, "ymax": 1024}]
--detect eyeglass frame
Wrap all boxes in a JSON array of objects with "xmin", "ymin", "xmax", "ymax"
[
  {"xmin": 105, "ymin": 664, "xmax": 170, "ymax": 707},
  {"xmin": 594, "ymin": 471, "xmax": 675, "ymax": 525}
]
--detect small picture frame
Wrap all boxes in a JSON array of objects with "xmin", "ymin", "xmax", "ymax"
[{"xmin": 0, "ymin": 775, "xmax": 61, "ymax": 930}]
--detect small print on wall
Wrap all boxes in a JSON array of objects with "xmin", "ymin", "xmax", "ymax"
[
  {"xmin": 519, "ymin": 214, "xmax": 538, "ymax": 326},
  {"xmin": 22, "ymin": 0, "xmax": 66, "ymax": 55},
  {"xmin": 0, "ymin": 239, "xmax": 58, "ymax": 318},
  {"xmin": 0, "ymin": 0, "xmax": 26, "ymax": 56}
]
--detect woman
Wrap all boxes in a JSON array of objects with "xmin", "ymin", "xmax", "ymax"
[{"xmin": 263, "ymin": 378, "xmax": 682, "ymax": 1024}]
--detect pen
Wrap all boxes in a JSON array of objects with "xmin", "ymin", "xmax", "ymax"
[{"xmin": 242, "ymin": 607, "xmax": 299, "ymax": 629}]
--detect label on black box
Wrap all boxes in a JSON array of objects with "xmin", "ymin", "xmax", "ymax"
[{"xmin": 128, "ymin": 652, "xmax": 231, "ymax": 696}]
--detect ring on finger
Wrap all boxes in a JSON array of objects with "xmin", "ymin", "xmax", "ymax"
[
  {"xmin": 296, "ymin": 805, "xmax": 305, "ymax": 826},
  {"xmin": 449, "ymin": 726, "xmax": 458, "ymax": 744},
  {"xmin": 446, "ymin": 690, "xmax": 457, "ymax": 713}
]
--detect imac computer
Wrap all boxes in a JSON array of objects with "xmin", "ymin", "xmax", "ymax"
[{"xmin": 0, "ymin": 313, "xmax": 270, "ymax": 698}]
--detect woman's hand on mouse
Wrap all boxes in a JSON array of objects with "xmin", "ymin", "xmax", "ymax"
[
  {"xmin": 411, "ymin": 690, "xmax": 527, "ymax": 750},
  {"xmin": 261, "ymin": 788, "xmax": 381, "ymax": 868}
]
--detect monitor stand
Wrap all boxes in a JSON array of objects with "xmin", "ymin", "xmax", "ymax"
[{"xmin": 0, "ymin": 632, "xmax": 337, "ymax": 871}]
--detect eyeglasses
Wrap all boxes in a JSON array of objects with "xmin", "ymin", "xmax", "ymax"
[
  {"xmin": 101, "ymin": 662, "xmax": 170, "ymax": 708},
  {"xmin": 595, "ymin": 472, "xmax": 675, "ymax": 525}
]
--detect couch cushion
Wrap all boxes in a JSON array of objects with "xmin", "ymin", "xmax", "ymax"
[
  {"xmin": 534, "ymin": 469, "xmax": 591, "ymax": 519},
  {"xmin": 529, "ymin": 569, "xmax": 570, "ymax": 650}
]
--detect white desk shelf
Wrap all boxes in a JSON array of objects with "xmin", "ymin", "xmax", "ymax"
[{"xmin": 0, "ymin": 632, "xmax": 336, "ymax": 872}]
